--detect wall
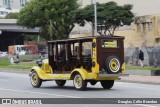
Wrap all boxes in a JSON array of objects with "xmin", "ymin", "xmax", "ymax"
[
  {"xmin": 123, "ymin": 46, "xmax": 160, "ymax": 66},
  {"xmin": 114, "ymin": 14, "xmax": 160, "ymax": 66}
]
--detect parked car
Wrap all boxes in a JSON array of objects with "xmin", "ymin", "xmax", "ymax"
[{"xmin": 0, "ymin": 51, "xmax": 8, "ymax": 57}]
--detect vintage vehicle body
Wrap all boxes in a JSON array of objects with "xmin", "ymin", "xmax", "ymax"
[{"xmin": 30, "ymin": 36, "xmax": 128, "ymax": 90}]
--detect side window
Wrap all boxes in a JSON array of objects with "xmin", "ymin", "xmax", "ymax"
[
  {"xmin": 70, "ymin": 43, "xmax": 79, "ymax": 56},
  {"xmin": 82, "ymin": 42, "xmax": 92, "ymax": 56}
]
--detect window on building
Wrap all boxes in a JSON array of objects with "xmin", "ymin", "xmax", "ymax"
[
  {"xmin": 4, "ymin": 0, "xmax": 7, "ymax": 5},
  {"xmin": 158, "ymin": 18, "xmax": 160, "ymax": 29},
  {"xmin": 148, "ymin": 22, "xmax": 153, "ymax": 31},
  {"xmin": 142, "ymin": 23, "xmax": 146, "ymax": 32},
  {"xmin": 137, "ymin": 23, "xmax": 141, "ymax": 32},
  {"xmin": 20, "ymin": 0, "xmax": 23, "ymax": 6},
  {"xmin": 3, "ymin": 0, "xmax": 5, "ymax": 5},
  {"xmin": 20, "ymin": 0, "xmax": 27, "ymax": 6}
]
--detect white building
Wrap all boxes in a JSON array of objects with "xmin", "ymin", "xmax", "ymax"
[
  {"xmin": 0, "ymin": 0, "xmax": 30, "ymax": 9},
  {"xmin": 0, "ymin": 0, "xmax": 30, "ymax": 17}
]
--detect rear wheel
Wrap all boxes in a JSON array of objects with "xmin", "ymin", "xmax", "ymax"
[
  {"xmin": 100, "ymin": 80, "xmax": 114, "ymax": 89},
  {"xmin": 90, "ymin": 80, "xmax": 97, "ymax": 86},
  {"xmin": 55, "ymin": 80, "xmax": 66, "ymax": 86},
  {"xmin": 73, "ymin": 74, "xmax": 87, "ymax": 91},
  {"xmin": 30, "ymin": 71, "xmax": 42, "ymax": 88}
]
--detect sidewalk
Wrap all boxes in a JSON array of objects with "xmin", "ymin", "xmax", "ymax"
[{"xmin": 120, "ymin": 75, "xmax": 160, "ymax": 85}]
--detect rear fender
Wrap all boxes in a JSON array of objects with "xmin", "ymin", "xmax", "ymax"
[{"xmin": 70, "ymin": 68, "xmax": 89, "ymax": 80}]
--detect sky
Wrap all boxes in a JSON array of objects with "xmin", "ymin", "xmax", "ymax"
[
  {"xmin": 0, "ymin": 0, "xmax": 159, "ymax": 16},
  {"xmin": 82, "ymin": 0, "xmax": 160, "ymax": 16}
]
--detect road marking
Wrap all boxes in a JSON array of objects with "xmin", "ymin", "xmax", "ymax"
[
  {"xmin": 0, "ymin": 87, "xmax": 80, "ymax": 98},
  {"xmin": 135, "ymin": 104, "xmax": 160, "ymax": 107}
]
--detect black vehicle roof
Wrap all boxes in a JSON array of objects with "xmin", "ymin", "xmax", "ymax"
[{"xmin": 48, "ymin": 35, "xmax": 124, "ymax": 43}]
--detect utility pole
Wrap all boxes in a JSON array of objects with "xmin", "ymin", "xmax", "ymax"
[
  {"xmin": 93, "ymin": 0, "xmax": 97, "ymax": 36},
  {"xmin": 50, "ymin": 20, "xmax": 53, "ymax": 40}
]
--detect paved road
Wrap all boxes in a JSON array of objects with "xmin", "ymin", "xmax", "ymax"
[{"xmin": 0, "ymin": 71, "xmax": 160, "ymax": 107}]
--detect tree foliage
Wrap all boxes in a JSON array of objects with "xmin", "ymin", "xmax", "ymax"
[
  {"xmin": 17, "ymin": 0, "xmax": 79, "ymax": 40},
  {"xmin": 73, "ymin": 1, "xmax": 134, "ymax": 36},
  {"xmin": 5, "ymin": 13, "xmax": 19, "ymax": 19}
]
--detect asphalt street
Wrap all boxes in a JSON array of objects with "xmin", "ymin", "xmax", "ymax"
[{"xmin": 0, "ymin": 71, "xmax": 160, "ymax": 107}]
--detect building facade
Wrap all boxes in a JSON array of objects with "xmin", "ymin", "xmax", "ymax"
[
  {"xmin": 0, "ymin": 0, "xmax": 29, "ymax": 9},
  {"xmin": 114, "ymin": 14, "xmax": 160, "ymax": 66}
]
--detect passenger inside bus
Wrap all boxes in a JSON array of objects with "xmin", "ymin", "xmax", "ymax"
[{"xmin": 59, "ymin": 45, "xmax": 66, "ymax": 65}]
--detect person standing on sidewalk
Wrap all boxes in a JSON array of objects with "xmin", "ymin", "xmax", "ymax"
[{"xmin": 139, "ymin": 50, "xmax": 144, "ymax": 67}]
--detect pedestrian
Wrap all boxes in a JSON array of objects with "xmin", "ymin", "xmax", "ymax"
[
  {"xmin": 16, "ymin": 54, "xmax": 19, "ymax": 63},
  {"xmin": 9, "ymin": 54, "xmax": 15, "ymax": 64},
  {"xmin": 139, "ymin": 50, "xmax": 144, "ymax": 67},
  {"xmin": 59, "ymin": 45, "xmax": 66, "ymax": 63}
]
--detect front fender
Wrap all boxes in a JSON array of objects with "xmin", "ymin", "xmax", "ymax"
[
  {"xmin": 71, "ymin": 68, "xmax": 89, "ymax": 80},
  {"xmin": 30, "ymin": 66, "xmax": 46, "ymax": 80}
]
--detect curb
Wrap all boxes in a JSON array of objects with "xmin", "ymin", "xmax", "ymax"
[
  {"xmin": 118, "ymin": 79, "xmax": 160, "ymax": 85},
  {"xmin": 0, "ymin": 68, "xmax": 29, "ymax": 74}
]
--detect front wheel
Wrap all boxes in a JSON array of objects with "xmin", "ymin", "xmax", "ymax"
[
  {"xmin": 55, "ymin": 80, "xmax": 66, "ymax": 86},
  {"xmin": 30, "ymin": 71, "xmax": 42, "ymax": 88},
  {"xmin": 73, "ymin": 74, "xmax": 87, "ymax": 91},
  {"xmin": 100, "ymin": 80, "xmax": 114, "ymax": 89}
]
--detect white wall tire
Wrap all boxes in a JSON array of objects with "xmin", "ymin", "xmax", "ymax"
[
  {"xmin": 30, "ymin": 71, "xmax": 42, "ymax": 88},
  {"xmin": 105, "ymin": 56, "xmax": 121, "ymax": 74},
  {"xmin": 73, "ymin": 74, "xmax": 87, "ymax": 91}
]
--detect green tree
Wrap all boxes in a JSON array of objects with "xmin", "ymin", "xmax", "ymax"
[
  {"xmin": 73, "ymin": 1, "xmax": 134, "ymax": 36},
  {"xmin": 5, "ymin": 13, "xmax": 19, "ymax": 19},
  {"xmin": 17, "ymin": 0, "xmax": 79, "ymax": 40}
]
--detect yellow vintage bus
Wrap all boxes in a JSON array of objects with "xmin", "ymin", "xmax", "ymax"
[{"xmin": 29, "ymin": 36, "xmax": 127, "ymax": 90}]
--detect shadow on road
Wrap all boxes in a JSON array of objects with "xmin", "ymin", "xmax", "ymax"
[{"xmin": 39, "ymin": 86, "xmax": 117, "ymax": 91}]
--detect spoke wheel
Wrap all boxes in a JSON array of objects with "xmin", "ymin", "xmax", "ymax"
[
  {"xmin": 73, "ymin": 74, "xmax": 87, "ymax": 91},
  {"xmin": 30, "ymin": 71, "xmax": 42, "ymax": 88},
  {"xmin": 105, "ymin": 56, "xmax": 121, "ymax": 74}
]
